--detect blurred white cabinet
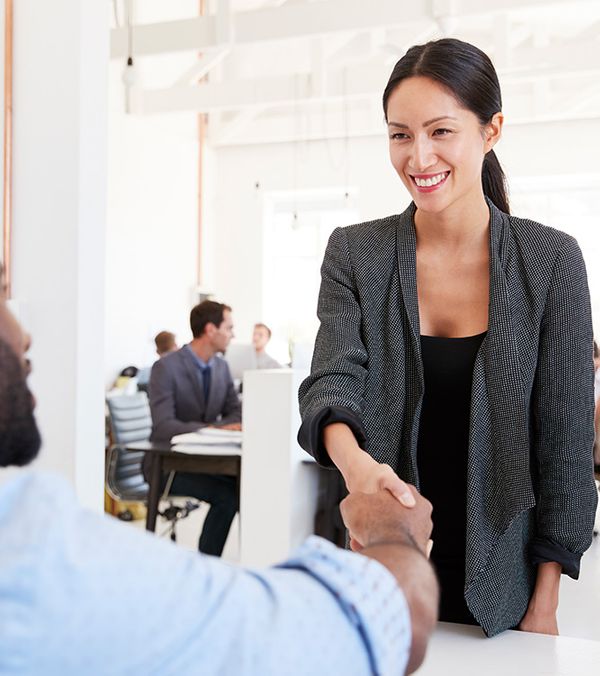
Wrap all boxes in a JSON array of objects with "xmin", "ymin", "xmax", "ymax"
[{"xmin": 240, "ymin": 369, "xmax": 319, "ymax": 566}]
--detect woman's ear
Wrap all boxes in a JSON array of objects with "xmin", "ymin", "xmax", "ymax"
[{"xmin": 484, "ymin": 112, "xmax": 504, "ymax": 152}]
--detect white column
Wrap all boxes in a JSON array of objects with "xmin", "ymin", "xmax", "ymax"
[{"xmin": 10, "ymin": 0, "xmax": 108, "ymax": 510}]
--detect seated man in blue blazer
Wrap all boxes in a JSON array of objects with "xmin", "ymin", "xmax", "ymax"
[{"xmin": 147, "ymin": 300, "xmax": 242, "ymax": 556}]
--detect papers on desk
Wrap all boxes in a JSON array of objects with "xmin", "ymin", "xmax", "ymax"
[{"xmin": 171, "ymin": 428, "xmax": 242, "ymax": 455}]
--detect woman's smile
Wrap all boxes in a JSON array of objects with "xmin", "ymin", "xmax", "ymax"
[{"xmin": 410, "ymin": 170, "xmax": 451, "ymax": 192}]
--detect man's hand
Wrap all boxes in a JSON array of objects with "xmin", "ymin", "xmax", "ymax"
[
  {"xmin": 340, "ymin": 486, "xmax": 433, "ymax": 555},
  {"xmin": 217, "ymin": 423, "xmax": 242, "ymax": 431}
]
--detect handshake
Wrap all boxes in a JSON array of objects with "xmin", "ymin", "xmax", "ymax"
[
  {"xmin": 340, "ymin": 484, "xmax": 433, "ymax": 556},
  {"xmin": 339, "ymin": 485, "xmax": 438, "ymax": 674}
]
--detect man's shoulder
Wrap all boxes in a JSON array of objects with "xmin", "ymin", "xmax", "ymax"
[{"xmin": 0, "ymin": 470, "xmax": 77, "ymax": 545}]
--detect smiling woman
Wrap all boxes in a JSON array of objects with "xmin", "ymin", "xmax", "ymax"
[{"xmin": 297, "ymin": 38, "xmax": 598, "ymax": 638}]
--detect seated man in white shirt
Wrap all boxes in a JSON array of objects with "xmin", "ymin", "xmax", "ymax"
[
  {"xmin": 0, "ymin": 287, "xmax": 438, "ymax": 675},
  {"xmin": 252, "ymin": 322, "xmax": 282, "ymax": 369}
]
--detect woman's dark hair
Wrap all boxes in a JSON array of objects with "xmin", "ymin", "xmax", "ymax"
[{"xmin": 383, "ymin": 38, "xmax": 509, "ymax": 214}]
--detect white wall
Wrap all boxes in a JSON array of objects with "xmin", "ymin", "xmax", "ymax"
[
  {"xmin": 211, "ymin": 134, "xmax": 405, "ymax": 342},
  {"xmin": 7, "ymin": 0, "xmax": 108, "ymax": 509},
  {"xmin": 105, "ymin": 0, "xmax": 199, "ymax": 385},
  {"xmin": 106, "ymin": 74, "xmax": 198, "ymax": 383}
]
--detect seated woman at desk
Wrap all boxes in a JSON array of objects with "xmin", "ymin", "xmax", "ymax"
[{"xmin": 298, "ymin": 38, "xmax": 598, "ymax": 637}]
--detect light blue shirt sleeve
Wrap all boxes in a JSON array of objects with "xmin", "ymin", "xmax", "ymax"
[{"xmin": 0, "ymin": 472, "xmax": 411, "ymax": 676}]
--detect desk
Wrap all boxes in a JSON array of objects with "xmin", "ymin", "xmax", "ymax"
[
  {"xmin": 420, "ymin": 622, "xmax": 600, "ymax": 675},
  {"xmin": 125, "ymin": 440, "xmax": 241, "ymax": 533}
]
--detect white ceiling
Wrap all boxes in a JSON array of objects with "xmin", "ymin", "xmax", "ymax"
[{"xmin": 111, "ymin": 0, "xmax": 600, "ymax": 145}]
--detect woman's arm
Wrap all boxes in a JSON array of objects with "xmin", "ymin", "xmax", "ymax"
[
  {"xmin": 324, "ymin": 423, "xmax": 416, "ymax": 506},
  {"xmin": 518, "ymin": 562, "xmax": 561, "ymax": 635},
  {"xmin": 298, "ymin": 228, "xmax": 416, "ymax": 506},
  {"xmin": 524, "ymin": 236, "xmax": 598, "ymax": 633}
]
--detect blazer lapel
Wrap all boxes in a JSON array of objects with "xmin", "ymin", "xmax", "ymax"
[
  {"xmin": 466, "ymin": 201, "xmax": 536, "ymax": 583},
  {"xmin": 395, "ymin": 204, "xmax": 425, "ymax": 485},
  {"xmin": 204, "ymin": 358, "xmax": 221, "ymax": 419},
  {"xmin": 181, "ymin": 347, "xmax": 206, "ymax": 414},
  {"xmin": 395, "ymin": 203, "xmax": 423, "ymax": 378}
]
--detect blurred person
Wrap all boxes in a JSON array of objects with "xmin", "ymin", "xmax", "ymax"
[
  {"xmin": 154, "ymin": 330, "xmax": 178, "ymax": 358},
  {"xmin": 148, "ymin": 301, "xmax": 241, "ymax": 556},
  {"xmin": 0, "ymin": 283, "xmax": 438, "ymax": 675},
  {"xmin": 252, "ymin": 322, "xmax": 282, "ymax": 369}
]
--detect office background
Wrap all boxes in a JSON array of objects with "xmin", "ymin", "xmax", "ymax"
[{"xmin": 1, "ymin": 0, "xmax": 598, "ymax": 610}]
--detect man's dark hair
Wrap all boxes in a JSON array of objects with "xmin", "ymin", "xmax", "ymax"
[
  {"xmin": 190, "ymin": 301, "xmax": 232, "ymax": 339},
  {"xmin": 154, "ymin": 330, "xmax": 176, "ymax": 354},
  {"xmin": 0, "ymin": 337, "xmax": 41, "ymax": 467}
]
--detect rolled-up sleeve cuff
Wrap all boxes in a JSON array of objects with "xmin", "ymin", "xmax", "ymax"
[
  {"xmin": 530, "ymin": 537, "xmax": 582, "ymax": 579},
  {"xmin": 278, "ymin": 536, "xmax": 411, "ymax": 676},
  {"xmin": 297, "ymin": 406, "xmax": 367, "ymax": 467}
]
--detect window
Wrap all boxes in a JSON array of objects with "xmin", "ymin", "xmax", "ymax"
[{"xmin": 262, "ymin": 190, "xmax": 359, "ymax": 366}]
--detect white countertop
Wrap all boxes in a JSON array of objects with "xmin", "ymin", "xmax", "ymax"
[{"xmin": 418, "ymin": 622, "xmax": 600, "ymax": 676}]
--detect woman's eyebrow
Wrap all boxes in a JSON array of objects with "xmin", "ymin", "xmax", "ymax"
[{"xmin": 387, "ymin": 116, "xmax": 458, "ymax": 129}]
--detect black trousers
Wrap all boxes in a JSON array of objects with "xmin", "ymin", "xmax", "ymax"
[{"xmin": 168, "ymin": 472, "xmax": 238, "ymax": 557}]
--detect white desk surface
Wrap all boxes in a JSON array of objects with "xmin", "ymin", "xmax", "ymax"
[
  {"xmin": 419, "ymin": 622, "xmax": 600, "ymax": 676},
  {"xmin": 170, "ymin": 443, "xmax": 241, "ymax": 456}
]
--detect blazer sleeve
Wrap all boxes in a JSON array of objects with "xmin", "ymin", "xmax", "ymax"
[
  {"xmin": 149, "ymin": 358, "xmax": 206, "ymax": 441},
  {"xmin": 297, "ymin": 227, "xmax": 368, "ymax": 467},
  {"xmin": 530, "ymin": 235, "xmax": 598, "ymax": 579},
  {"xmin": 215, "ymin": 363, "xmax": 242, "ymax": 425}
]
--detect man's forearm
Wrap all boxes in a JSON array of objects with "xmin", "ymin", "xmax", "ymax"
[{"xmin": 360, "ymin": 542, "xmax": 438, "ymax": 674}]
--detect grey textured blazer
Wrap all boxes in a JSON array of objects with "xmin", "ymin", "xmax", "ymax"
[
  {"xmin": 149, "ymin": 346, "xmax": 241, "ymax": 442},
  {"xmin": 298, "ymin": 199, "xmax": 598, "ymax": 637}
]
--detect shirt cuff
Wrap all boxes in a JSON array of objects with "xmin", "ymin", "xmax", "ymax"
[
  {"xmin": 278, "ymin": 536, "xmax": 411, "ymax": 676},
  {"xmin": 530, "ymin": 537, "xmax": 582, "ymax": 579},
  {"xmin": 297, "ymin": 407, "xmax": 367, "ymax": 467}
]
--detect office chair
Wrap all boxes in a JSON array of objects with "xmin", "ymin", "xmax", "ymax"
[{"xmin": 105, "ymin": 391, "xmax": 199, "ymax": 541}]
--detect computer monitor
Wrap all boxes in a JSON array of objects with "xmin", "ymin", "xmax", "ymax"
[{"xmin": 223, "ymin": 343, "xmax": 258, "ymax": 382}]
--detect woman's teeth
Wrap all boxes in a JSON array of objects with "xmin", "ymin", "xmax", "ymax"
[{"xmin": 414, "ymin": 172, "xmax": 449, "ymax": 187}]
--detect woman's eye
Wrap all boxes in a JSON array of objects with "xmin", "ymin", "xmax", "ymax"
[
  {"xmin": 390, "ymin": 132, "xmax": 409, "ymax": 140},
  {"xmin": 433, "ymin": 128, "xmax": 452, "ymax": 136}
]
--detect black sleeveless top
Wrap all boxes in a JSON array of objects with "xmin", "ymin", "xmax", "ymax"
[{"xmin": 417, "ymin": 332, "xmax": 486, "ymax": 625}]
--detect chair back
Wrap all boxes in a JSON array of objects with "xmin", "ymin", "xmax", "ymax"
[{"xmin": 106, "ymin": 392, "xmax": 152, "ymax": 502}]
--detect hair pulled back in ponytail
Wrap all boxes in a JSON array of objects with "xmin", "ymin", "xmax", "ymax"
[{"xmin": 383, "ymin": 38, "xmax": 510, "ymax": 214}]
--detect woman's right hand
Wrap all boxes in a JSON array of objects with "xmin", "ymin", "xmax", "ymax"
[{"xmin": 346, "ymin": 451, "xmax": 416, "ymax": 507}]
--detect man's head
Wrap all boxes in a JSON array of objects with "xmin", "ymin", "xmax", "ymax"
[
  {"xmin": 252, "ymin": 323, "xmax": 271, "ymax": 353},
  {"xmin": 190, "ymin": 301, "xmax": 234, "ymax": 355},
  {"xmin": 0, "ymin": 282, "xmax": 41, "ymax": 468},
  {"xmin": 154, "ymin": 331, "xmax": 177, "ymax": 357}
]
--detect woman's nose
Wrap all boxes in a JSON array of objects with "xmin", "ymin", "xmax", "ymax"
[{"xmin": 410, "ymin": 137, "xmax": 436, "ymax": 172}]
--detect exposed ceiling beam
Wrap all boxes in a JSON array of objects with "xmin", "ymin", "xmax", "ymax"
[
  {"xmin": 173, "ymin": 47, "xmax": 230, "ymax": 87},
  {"xmin": 130, "ymin": 40, "xmax": 600, "ymax": 116},
  {"xmin": 110, "ymin": 0, "xmax": 596, "ymax": 59}
]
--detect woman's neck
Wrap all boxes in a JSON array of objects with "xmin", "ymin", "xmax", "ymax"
[{"xmin": 414, "ymin": 193, "xmax": 490, "ymax": 253}]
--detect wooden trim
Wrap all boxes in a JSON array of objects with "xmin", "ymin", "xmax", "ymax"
[{"xmin": 2, "ymin": 0, "xmax": 13, "ymax": 297}]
